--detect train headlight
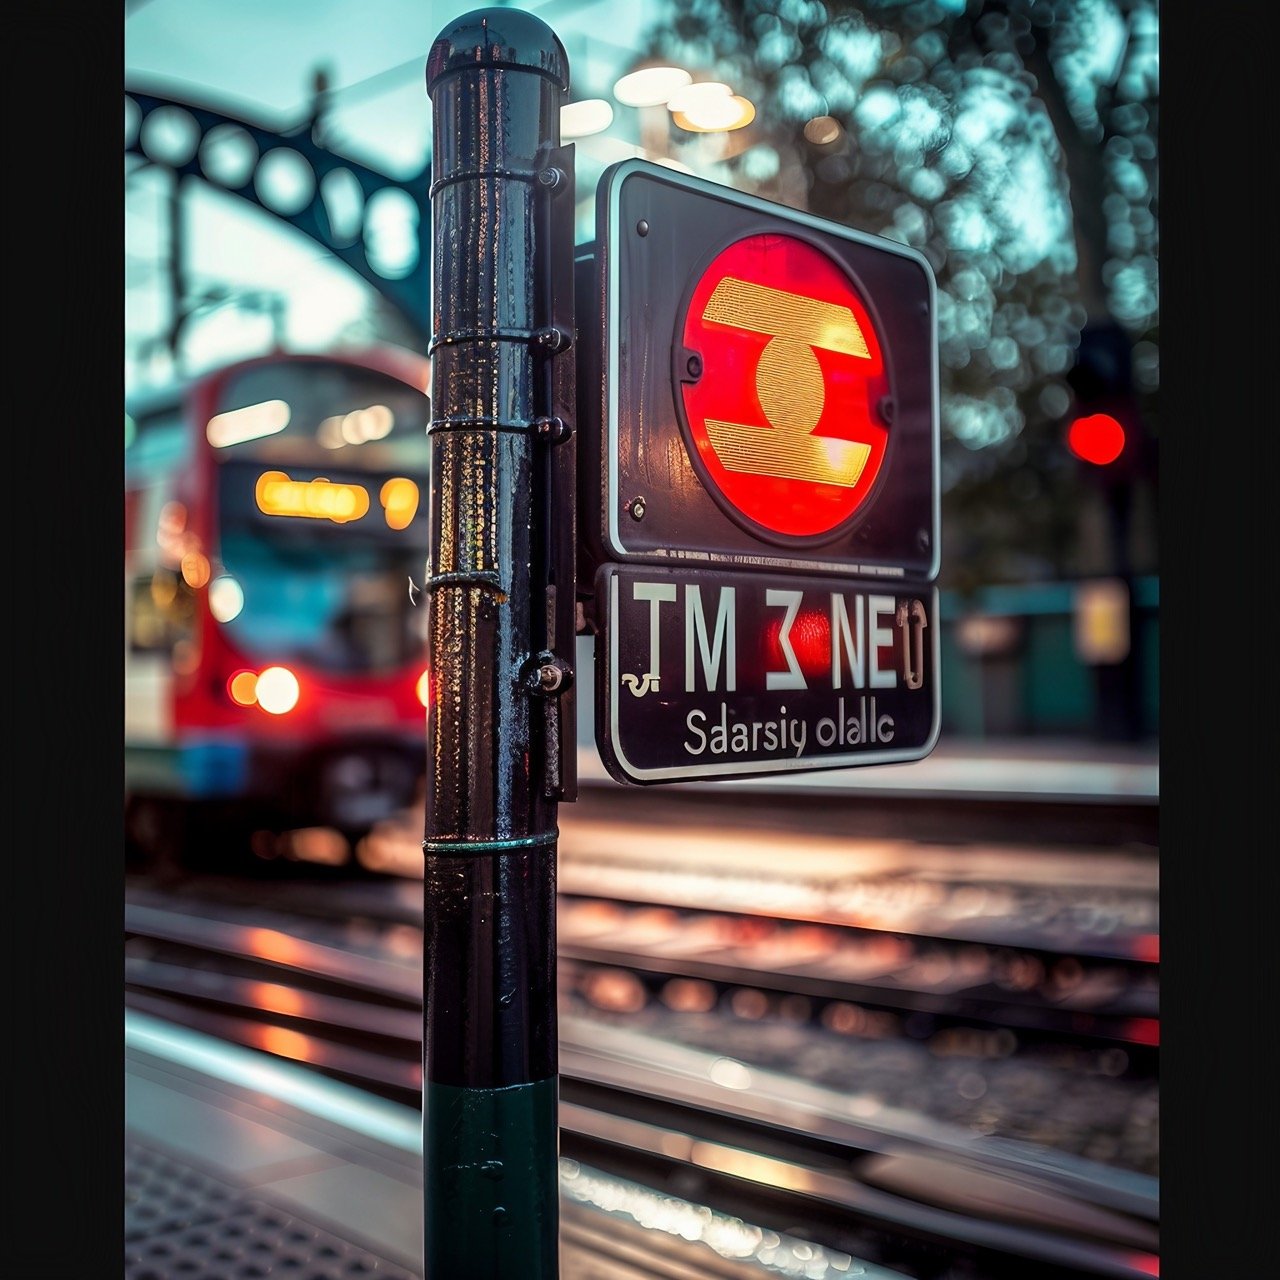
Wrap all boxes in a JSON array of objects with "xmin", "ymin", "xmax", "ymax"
[{"xmin": 256, "ymin": 666, "xmax": 300, "ymax": 715}]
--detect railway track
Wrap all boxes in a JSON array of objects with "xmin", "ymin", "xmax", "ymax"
[{"xmin": 124, "ymin": 851, "xmax": 1158, "ymax": 1279}]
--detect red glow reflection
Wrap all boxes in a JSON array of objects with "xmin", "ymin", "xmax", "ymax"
[
  {"xmin": 760, "ymin": 608, "xmax": 832, "ymax": 682},
  {"xmin": 1125, "ymin": 1017, "xmax": 1160, "ymax": 1046}
]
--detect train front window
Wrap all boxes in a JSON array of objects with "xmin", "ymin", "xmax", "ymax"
[
  {"xmin": 208, "ymin": 359, "xmax": 430, "ymax": 472},
  {"xmin": 215, "ymin": 460, "xmax": 427, "ymax": 675}
]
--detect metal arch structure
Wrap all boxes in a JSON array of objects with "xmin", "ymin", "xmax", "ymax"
[{"xmin": 125, "ymin": 87, "xmax": 431, "ymax": 344}]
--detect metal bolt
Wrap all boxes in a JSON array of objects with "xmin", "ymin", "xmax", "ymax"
[
  {"xmin": 538, "ymin": 166, "xmax": 564, "ymax": 189},
  {"xmin": 534, "ymin": 416, "xmax": 570, "ymax": 443},
  {"xmin": 629, "ymin": 496, "xmax": 647, "ymax": 521},
  {"xmin": 686, "ymin": 353, "xmax": 703, "ymax": 379},
  {"xmin": 538, "ymin": 663, "xmax": 563, "ymax": 693},
  {"xmin": 636, "ymin": 219, "xmax": 649, "ymax": 237},
  {"xmin": 533, "ymin": 327, "xmax": 569, "ymax": 352}
]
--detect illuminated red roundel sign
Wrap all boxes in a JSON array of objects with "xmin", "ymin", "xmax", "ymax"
[{"xmin": 677, "ymin": 234, "xmax": 890, "ymax": 541}]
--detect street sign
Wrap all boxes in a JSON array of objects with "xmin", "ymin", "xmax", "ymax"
[
  {"xmin": 580, "ymin": 158, "xmax": 939, "ymax": 581},
  {"xmin": 579, "ymin": 160, "xmax": 942, "ymax": 785},
  {"xmin": 595, "ymin": 564, "xmax": 939, "ymax": 784}
]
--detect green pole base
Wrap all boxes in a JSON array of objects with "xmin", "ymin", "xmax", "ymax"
[{"xmin": 424, "ymin": 1076, "xmax": 560, "ymax": 1278}]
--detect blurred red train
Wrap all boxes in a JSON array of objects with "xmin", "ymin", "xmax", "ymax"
[{"xmin": 124, "ymin": 345, "xmax": 432, "ymax": 867}]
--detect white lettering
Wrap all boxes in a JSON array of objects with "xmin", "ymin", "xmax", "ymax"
[
  {"xmin": 685, "ymin": 585, "xmax": 737, "ymax": 692},
  {"xmin": 831, "ymin": 593, "xmax": 866, "ymax": 689},
  {"xmin": 765, "ymin": 589, "xmax": 807, "ymax": 690},
  {"xmin": 633, "ymin": 581, "xmax": 677, "ymax": 685},
  {"xmin": 869, "ymin": 594, "xmax": 897, "ymax": 689},
  {"xmin": 679, "ymin": 702, "xmax": 808, "ymax": 760},
  {"xmin": 684, "ymin": 709, "xmax": 708, "ymax": 755}
]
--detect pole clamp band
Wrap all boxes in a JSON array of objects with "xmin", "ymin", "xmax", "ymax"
[{"xmin": 423, "ymin": 831, "xmax": 558, "ymax": 855}]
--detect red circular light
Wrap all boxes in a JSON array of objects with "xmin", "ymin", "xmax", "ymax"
[
  {"xmin": 679, "ymin": 234, "xmax": 890, "ymax": 540},
  {"xmin": 1067, "ymin": 413, "xmax": 1126, "ymax": 466}
]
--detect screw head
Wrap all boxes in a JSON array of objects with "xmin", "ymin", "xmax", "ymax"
[
  {"xmin": 538, "ymin": 663, "xmax": 563, "ymax": 693},
  {"xmin": 636, "ymin": 219, "xmax": 649, "ymax": 237},
  {"xmin": 629, "ymin": 496, "xmax": 647, "ymax": 521},
  {"xmin": 534, "ymin": 327, "xmax": 568, "ymax": 352},
  {"xmin": 686, "ymin": 353, "xmax": 703, "ymax": 379},
  {"xmin": 535, "ymin": 416, "xmax": 569, "ymax": 442}
]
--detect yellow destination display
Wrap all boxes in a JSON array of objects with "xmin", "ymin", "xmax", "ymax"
[{"xmin": 254, "ymin": 471, "xmax": 371, "ymax": 524}]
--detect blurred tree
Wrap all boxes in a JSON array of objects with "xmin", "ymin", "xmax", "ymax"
[{"xmin": 640, "ymin": 0, "xmax": 1158, "ymax": 591}]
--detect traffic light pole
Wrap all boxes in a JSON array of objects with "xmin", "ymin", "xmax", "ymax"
[{"xmin": 423, "ymin": 10, "xmax": 573, "ymax": 1277}]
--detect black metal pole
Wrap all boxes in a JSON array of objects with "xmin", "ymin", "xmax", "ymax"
[
  {"xmin": 167, "ymin": 173, "xmax": 186, "ymax": 368},
  {"xmin": 423, "ymin": 10, "xmax": 569, "ymax": 1277}
]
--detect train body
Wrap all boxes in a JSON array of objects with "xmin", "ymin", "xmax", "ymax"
[{"xmin": 124, "ymin": 346, "xmax": 433, "ymax": 863}]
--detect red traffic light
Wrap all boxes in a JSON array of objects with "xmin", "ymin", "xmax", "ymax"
[{"xmin": 1067, "ymin": 413, "xmax": 1126, "ymax": 465}]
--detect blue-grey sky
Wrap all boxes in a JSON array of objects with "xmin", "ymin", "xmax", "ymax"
[{"xmin": 126, "ymin": 1, "xmax": 658, "ymax": 385}]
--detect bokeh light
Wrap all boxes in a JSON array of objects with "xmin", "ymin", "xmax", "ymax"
[
  {"xmin": 614, "ymin": 66, "xmax": 692, "ymax": 107},
  {"xmin": 209, "ymin": 575, "xmax": 245, "ymax": 623},
  {"xmin": 255, "ymin": 666, "xmax": 300, "ymax": 715},
  {"xmin": 1068, "ymin": 413, "xmax": 1126, "ymax": 465},
  {"xmin": 380, "ymin": 477, "xmax": 419, "ymax": 531},
  {"xmin": 228, "ymin": 670, "xmax": 259, "ymax": 706},
  {"xmin": 561, "ymin": 99, "xmax": 614, "ymax": 138}
]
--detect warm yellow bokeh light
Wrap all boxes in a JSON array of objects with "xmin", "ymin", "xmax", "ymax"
[
  {"xmin": 255, "ymin": 471, "xmax": 370, "ymax": 524},
  {"xmin": 665, "ymin": 81, "xmax": 731, "ymax": 114},
  {"xmin": 180, "ymin": 552, "xmax": 211, "ymax": 589},
  {"xmin": 228, "ymin": 671, "xmax": 259, "ymax": 706},
  {"xmin": 673, "ymin": 96, "xmax": 756, "ymax": 133},
  {"xmin": 150, "ymin": 571, "xmax": 178, "ymax": 608},
  {"xmin": 247, "ymin": 981, "xmax": 304, "ymax": 1017},
  {"xmin": 244, "ymin": 927, "xmax": 305, "ymax": 965},
  {"xmin": 256, "ymin": 1025, "xmax": 312, "ymax": 1062},
  {"xmin": 380, "ymin": 477, "xmax": 420, "ymax": 530}
]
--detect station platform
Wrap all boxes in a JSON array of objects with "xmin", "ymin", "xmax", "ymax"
[
  {"xmin": 126, "ymin": 1011, "xmax": 907, "ymax": 1280},
  {"xmin": 575, "ymin": 736, "xmax": 1159, "ymax": 805}
]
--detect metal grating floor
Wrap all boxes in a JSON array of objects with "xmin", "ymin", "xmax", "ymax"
[{"xmin": 126, "ymin": 1137, "xmax": 417, "ymax": 1280}]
